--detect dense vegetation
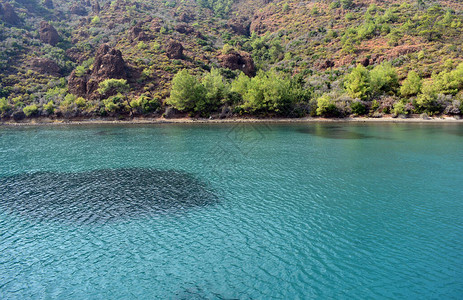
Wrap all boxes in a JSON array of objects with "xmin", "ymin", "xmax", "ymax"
[{"xmin": 1, "ymin": 0, "xmax": 463, "ymax": 120}]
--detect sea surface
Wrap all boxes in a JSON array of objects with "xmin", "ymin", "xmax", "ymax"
[{"xmin": 0, "ymin": 123, "xmax": 462, "ymax": 299}]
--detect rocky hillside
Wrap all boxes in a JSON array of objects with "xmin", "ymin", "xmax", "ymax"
[{"xmin": 1, "ymin": 0, "xmax": 463, "ymax": 120}]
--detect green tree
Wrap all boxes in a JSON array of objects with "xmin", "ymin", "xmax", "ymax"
[
  {"xmin": 341, "ymin": 0, "xmax": 353, "ymax": 10},
  {"xmin": 166, "ymin": 69, "xmax": 206, "ymax": 113},
  {"xmin": 240, "ymin": 70, "xmax": 295, "ymax": 115},
  {"xmin": 316, "ymin": 95, "xmax": 338, "ymax": 117},
  {"xmin": 400, "ymin": 71, "xmax": 422, "ymax": 97},
  {"xmin": 23, "ymin": 104, "xmax": 39, "ymax": 117},
  {"xmin": 198, "ymin": 68, "xmax": 228, "ymax": 114},
  {"xmin": 370, "ymin": 62, "xmax": 399, "ymax": 97},
  {"xmin": 344, "ymin": 64, "xmax": 371, "ymax": 100},
  {"xmin": 0, "ymin": 97, "xmax": 11, "ymax": 114}
]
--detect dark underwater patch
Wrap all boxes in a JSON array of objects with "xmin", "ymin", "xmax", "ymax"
[
  {"xmin": 0, "ymin": 168, "xmax": 218, "ymax": 224},
  {"xmin": 296, "ymin": 125, "xmax": 373, "ymax": 139}
]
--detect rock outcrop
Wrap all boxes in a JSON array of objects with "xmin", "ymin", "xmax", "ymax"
[
  {"xmin": 361, "ymin": 58, "xmax": 370, "ymax": 67},
  {"xmin": 70, "ymin": 4, "xmax": 86, "ymax": 15},
  {"xmin": 218, "ymin": 51, "xmax": 256, "ymax": 77},
  {"xmin": 320, "ymin": 60, "xmax": 335, "ymax": 69},
  {"xmin": 92, "ymin": 44, "xmax": 127, "ymax": 79},
  {"xmin": 1, "ymin": 3, "xmax": 21, "ymax": 25},
  {"xmin": 42, "ymin": 0, "xmax": 54, "ymax": 9},
  {"xmin": 174, "ymin": 24, "xmax": 194, "ymax": 34},
  {"xmin": 68, "ymin": 44, "xmax": 128, "ymax": 99},
  {"xmin": 92, "ymin": 1, "xmax": 100, "ymax": 14},
  {"xmin": 129, "ymin": 23, "xmax": 152, "ymax": 42},
  {"xmin": 31, "ymin": 58, "xmax": 61, "ymax": 76},
  {"xmin": 39, "ymin": 21, "xmax": 60, "ymax": 46},
  {"xmin": 165, "ymin": 40, "xmax": 184, "ymax": 59},
  {"xmin": 227, "ymin": 18, "xmax": 250, "ymax": 36},
  {"xmin": 177, "ymin": 11, "xmax": 194, "ymax": 23}
]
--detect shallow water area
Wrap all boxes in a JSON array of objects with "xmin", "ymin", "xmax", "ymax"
[{"xmin": 0, "ymin": 123, "xmax": 462, "ymax": 299}]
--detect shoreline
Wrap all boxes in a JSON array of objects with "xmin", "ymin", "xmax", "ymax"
[{"xmin": 1, "ymin": 116, "xmax": 463, "ymax": 126}]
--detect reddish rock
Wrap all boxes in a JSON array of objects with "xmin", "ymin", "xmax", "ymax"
[
  {"xmin": 227, "ymin": 18, "xmax": 250, "ymax": 36},
  {"xmin": 174, "ymin": 24, "xmax": 194, "ymax": 34},
  {"xmin": 177, "ymin": 12, "xmax": 194, "ymax": 23},
  {"xmin": 165, "ymin": 40, "xmax": 184, "ymax": 59},
  {"xmin": 129, "ymin": 24, "xmax": 152, "ymax": 42},
  {"xmin": 150, "ymin": 19, "xmax": 162, "ymax": 32},
  {"xmin": 1, "ymin": 3, "xmax": 21, "ymax": 25},
  {"xmin": 361, "ymin": 58, "xmax": 370, "ymax": 67},
  {"xmin": 92, "ymin": 44, "xmax": 127, "ymax": 79},
  {"xmin": 68, "ymin": 44, "xmax": 128, "ymax": 98},
  {"xmin": 321, "ymin": 60, "xmax": 335, "ymax": 69},
  {"xmin": 31, "ymin": 58, "xmax": 61, "ymax": 76},
  {"xmin": 219, "ymin": 51, "xmax": 256, "ymax": 77},
  {"xmin": 70, "ymin": 4, "xmax": 86, "ymax": 15},
  {"xmin": 39, "ymin": 21, "xmax": 60, "ymax": 46}
]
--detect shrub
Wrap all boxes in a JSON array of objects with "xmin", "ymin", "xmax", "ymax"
[
  {"xmin": 98, "ymin": 79, "xmax": 130, "ymax": 96},
  {"xmin": 370, "ymin": 62, "xmax": 399, "ymax": 97},
  {"xmin": 0, "ymin": 97, "xmax": 11, "ymax": 114},
  {"xmin": 43, "ymin": 100, "xmax": 55, "ymax": 114},
  {"xmin": 344, "ymin": 64, "xmax": 371, "ymax": 100},
  {"xmin": 316, "ymin": 95, "xmax": 339, "ymax": 117},
  {"xmin": 350, "ymin": 101, "xmax": 366, "ymax": 115},
  {"xmin": 23, "ymin": 104, "xmax": 39, "ymax": 117},
  {"xmin": 400, "ymin": 71, "xmax": 422, "ymax": 97},
  {"xmin": 166, "ymin": 69, "xmax": 206, "ymax": 112}
]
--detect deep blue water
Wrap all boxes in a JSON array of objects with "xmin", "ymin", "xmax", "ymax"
[{"xmin": 0, "ymin": 123, "xmax": 462, "ymax": 299}]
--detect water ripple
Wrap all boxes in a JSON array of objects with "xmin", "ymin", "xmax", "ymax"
[{"xmin": 0, "ymin": 168, "xmax": 218, "ymax": 224}]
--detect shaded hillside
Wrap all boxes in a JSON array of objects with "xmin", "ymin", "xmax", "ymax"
[{"xmin": 0, "ymin": 0, "xmax": 463, "ymax": 119}]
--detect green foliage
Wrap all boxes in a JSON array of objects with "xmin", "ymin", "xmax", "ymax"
[
  {"xmin": 43, "ymin": 100, "xmax": 55, "ymax": 114},
  {"xmin": 329, "ymin": 1, "xmax": 340, "ymax": 10},
  {"xmin": 23, "ymin": 104, "xmax": 39, "ymax": 117},
  {"xmin": 199, "ymin": 68, "xmax": 228, "ymax": 113},
  {"xmin": 344, "ymin": 64, "xmax": 371, "ymax": 100},
  {"xmin": 197, "ymin": 0, "xmax": 234, "ymax": 17},
  {"xmin": 283, "ymin": 3, "xmax": 290, "ymax": 12},
  {"xmin": 316, "ymin": 95, "xmax": 338, "ymax": 117},
  {"xmin": 75, "ymin": 66, "xmax": 86, "ymax": 77},
  {"xmin": 370, "ymin": 62, "xmax": 399, "ymax": 97},
  {"xmin": 350, "ymin": 101, "xmax": 366, "ymax": 115},
  {"xmin": 166, "ymin": 69, "xmax": 206, "ymax": 112},
  {"xmin": 103, "ymin": 94, "xmax": 126, "ymax": 113},
  {"xmin": 98, "ymin": 79, "xmax": 130, "ymax": 96},
  {"xmin": 415, "ymin": 80, "xmax": 439, "ymax": 113},
  {"xmin": 137, "ymin": 41, "xmax": 148, "ymax": 50},
  {"xmin": 400, "ymin": 71, "xmax": 422, "ymax": 97},
  {"xmin": 238, "ymin": 70, "xmax": 302, "ymax": 115},
  {"xmin": 0, "ymin": 97, "xmax": 11, "ymax": 114},
  {"xmin": 130, "ymin": 94, "xmax": 160, "ymax": 113},
  {"xmin": 91, "ymin": 16, "xmax": 100, "ymax": 25},
  {"xmin": 341, "ymin": 0, "xmax": 353, "ymax": 10},
  {"xmin": 393, "ymin": 101, "xmax": 406, "ymax": 115}
]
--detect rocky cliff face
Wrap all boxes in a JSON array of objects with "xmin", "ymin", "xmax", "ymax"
[
  {"xmin": 39, "ymin": 21, "xmax": 60, "ymax": 46},
  {"xmin": 68, "ymin": 44, "xmax": 128, "ymax": 99},
  {"xmin": 165, "ymin": 40, "xmax": 184, "ymax": 59},
  {"xmin": 219, "ymin": 51, "xmax": 256, "ymax": 77},
  {"xmin": 1, "ymin": 3, "xmax": 21, "ymax": 25}
]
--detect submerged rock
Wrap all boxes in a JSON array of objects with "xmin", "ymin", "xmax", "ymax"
[{"xmin": 0, "ymin": 168, "xmax": 219, "ymax": 224}]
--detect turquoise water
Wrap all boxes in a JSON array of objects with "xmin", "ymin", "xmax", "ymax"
[{"xmin": 0, "ymin": 123, "xmax": 462, "ymax": 299}]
